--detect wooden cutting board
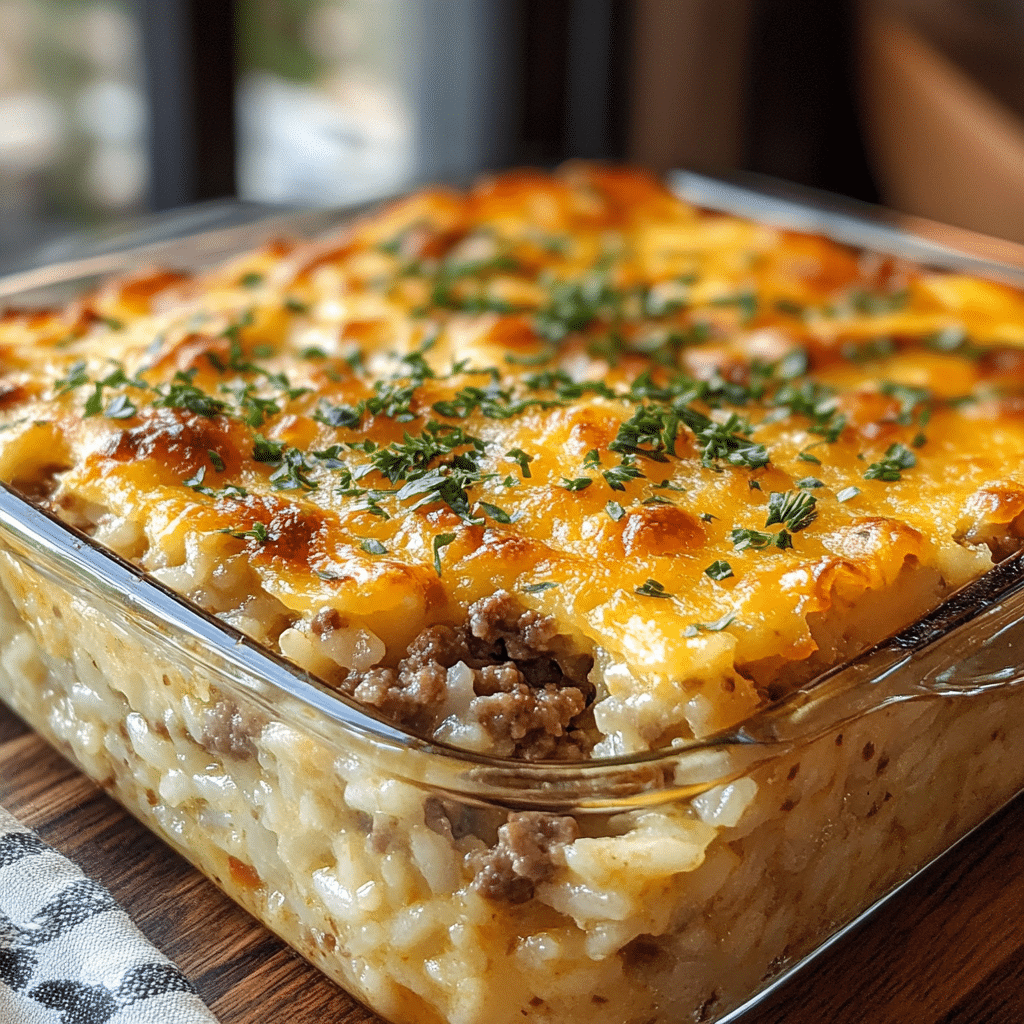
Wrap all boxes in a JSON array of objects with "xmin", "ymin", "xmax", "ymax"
[{"xmin": 3, "ymin": 699, "xmax": 1024, "ymax": 1024}]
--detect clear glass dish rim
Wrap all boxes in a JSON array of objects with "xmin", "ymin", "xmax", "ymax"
[{"xmin": 2, "ymin": 170, "xmax": 1023, "ymax": 807}]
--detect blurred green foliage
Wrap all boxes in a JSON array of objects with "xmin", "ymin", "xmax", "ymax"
[{"xmin": 237, "ymin": 0, "xmax": 323, "ymax": 84}]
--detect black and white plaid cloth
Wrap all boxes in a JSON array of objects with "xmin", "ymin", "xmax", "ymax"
[{"xmin": 0, "ymin": 805, "xmax": 218, "ymax": 1024}]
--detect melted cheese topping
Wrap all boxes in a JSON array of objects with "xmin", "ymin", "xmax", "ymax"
[{"xmin": 1, "ymin": 165, "xmax": 1023, "ymax": 754}]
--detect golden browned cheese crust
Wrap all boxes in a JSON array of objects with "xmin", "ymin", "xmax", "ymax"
[{"xmin": 1, "ymin": 165, "xmax": 1023, "ymax": 755}]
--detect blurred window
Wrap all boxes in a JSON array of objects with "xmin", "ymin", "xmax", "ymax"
[
  {"xmin": 0, "ymin": 0, "xmax": 147, "ymax": 256},
  {"xmin": 236, "ymin": 0, "xmax": 416, "ymax": 206},
  {"xmin": 236, "ymin": 0, "xmax": 518, "ymax": 208}
]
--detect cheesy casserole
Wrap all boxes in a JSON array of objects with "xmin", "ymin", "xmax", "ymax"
[
  {"xmin": 1, "ymin": 165, "xmax": 1023, "ymax": 1024},
  {"xmin": 1, "ymin": 164, "xmax": 1021, "ymax": 757}
]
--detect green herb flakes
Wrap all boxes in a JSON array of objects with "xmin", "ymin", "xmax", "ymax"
[
  {"xmin": 765, "ymin": 490, "xmax": 817, "ymax": 533},
  {"xmin": 432, "ymin": 532, "xmax": 457, "ymax": 576},
  {"xmin": 561, "ymin": 477, "xmax": 592, "ymax": 492},
  {"xmin": 864, "ymin": 442, "xmax": 917, "ymax": 482},
  {"xmin": 684, "ymin": 612, "xmax": 736, "ymax": 637},
  {"xmin": 730, "ymin": 527, "xmax": 793, "ymax": 552},
  {"xmin": 55, "ymin": 360, "xmax": 89, "ymax": 394},
  {"xmin": 506, "ymin": 447, "xmax": 533, "ymax": 477},
  {"xmin": 704, "ymin": 560, "xmax": 734, "ymax": 581},
  {"xmin": 477, "ymin": 501, "xmax": 512, "ymax": 524},
  {"xmin": 522, "ymin": 581, "xmax": 559, "ymax": 594},
  {"xmin": 220, "ymin": 522, "xmax": 270, "ymax": 544},
  {"xmin": 635, "ymin": 578, "xmax": 673, "ymax": 599}
]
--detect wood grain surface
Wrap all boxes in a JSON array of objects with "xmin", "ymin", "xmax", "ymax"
[{"xmin": 2, "ymin": 699, "xmax": 1024, "ymax": 1024}]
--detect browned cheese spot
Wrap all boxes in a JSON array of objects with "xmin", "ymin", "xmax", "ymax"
[
  {"xmin": 621, "ymin": 504, "xmax": 707, "ymax": 557},
  {"xmin": 102, "ymin": 408, "xmax": 243, "ymax": 478}
]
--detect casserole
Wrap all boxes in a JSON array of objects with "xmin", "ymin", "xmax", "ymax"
[{"xmin": 0, "ymin": 166, "xmax": 1022, "ymax": 1024}]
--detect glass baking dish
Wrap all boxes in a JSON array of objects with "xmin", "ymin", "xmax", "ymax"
[{"xmin": 1, "ymin": 175, "xmax": 1024, "ymax": 1024}]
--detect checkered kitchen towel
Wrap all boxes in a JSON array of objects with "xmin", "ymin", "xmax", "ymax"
[{"xmin": 0, "ymin": 805, "xmax": 218, "ymax": 1024}]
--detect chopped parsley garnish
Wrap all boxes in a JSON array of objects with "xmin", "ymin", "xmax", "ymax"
[
  {"xmin": 684, "ymin": 612, "xmax": 736, "ymax": 637},
  {"xmin": 765, "ymin": 490, "xmax": 818, "ymax": 533},
  {"xmin": 864, "ymin": 442, "xmax": 917, "ymax": 481},
  {"xmin": 426, "ymin": 255, "xmax": 521, "ymax": 314},
  {"xmin": 252, "ymin": 433, "xmax": 285, "ymax": 463},
  {"xmin": 371, "ymin": 422, "xmax": 485, "ymax": 485},
  {"xmin": 362, "ymin": 496, "xmax": 390, "ymax": 519},
  {"xmin": 432, "ymin": 383, "xmax": 539, "ymax": 420},
  {"xmin": 523, "ymin": 368, "xmax": 600, "ymax": 396},
  {"xmin": 730, "ymin": 527, "xmax": 793, "ymax": 551},
  {"xmin": 229, "ymin": 383, "xmax": 281, "ymax": 427},
  {"xmin": 505, "ymin": 447, "xmax": 533, "ymax": 478},
  {"xmin": 102, "ymin": 393, "xmax": 138, "ymax": 419},
  {"xmin": 606, "ymin": 500, "xmax": 625, "ymax": 521},
  {"xmin": 239, "ymin": 272, "xmax": 264, "ymax": 288},
  {"xmin": 561, "ymin": 476, "xmax": 592, "ymax": 491},
  {"xmin": 704, "ymin": 560, "xmax": 734, "ymax": 581},
  {"xmin": 848, "ymin": 287, "xmax": 909, "ymax": 315},
  {"xmin": 533, "ymin": 273, "xmax": 621, "ymax": 343},
  {"xmin": 220, "ymin": 522, "xmax": 270, "ymax": 543},
  {"xmin": 55, "ymin": 360, "xmax": 89, "ymax": 394},
  {"xmin": 686, "ymin": 410, "xmax": 769, "ymax": 470},
  {"xmin": 82, "ymin": 388, "xmax": 103, "ymax": 418},
  {"xmin": 772, "ymin": 380, "xmax": 845, "ymax": 441},
  {"xmin": 840, "ymin": 336, "xmax": 896, "ymax": 362},
  {"xmin": 183, "ymin": 467, "xmax": 211, "ymax": 493},
  {"xmin": 360, "ymin": 538, "xmax": 387, "ymax": 555},
  {"xmin": 269, "ymin": 450, "xmax": 317, "ymax": 491},
  {"xmin": 315, "ymin": 569, "xmax": 346, "ymax": 581},
  {"xmin": 505, "ymin": 347, "xmax": 557, "ymax": 367},
  {"xmin": 80, "ymin": 367, "xmax": 148, "ymax": 418},
  {"xmin": 207, "ymin": 450, "xmax": 226, "ymax": 472},
  {"xmin": 602, "ymin": 457, "xmax": 644, "ymax": 491},
  {"xmin": 432, "ymin": 532, "xmax": 456, "ymax": 576},
  {"xmin": 836, "ymin": 485, "xmax": 860, "ymax": 502},
  {"xmin": 522, "ymin": 581, "xmax": 559, "ymax": 593},
  {"xmin": 476, "ymin": 500, "xmax": 512, "ymax": 524},
  {"xmin": 608, "ymin": 404, "xmax": 677, "ymax": 462},
  {"xmin": 393, "ymin": 469, "xmax": 480, "ymax": 521},
  {"xmin": 310, "ymin": 445, "xmax": 348, "ymax": 470},
  {"xmin": 709, "ymin": 291, "xmax": 758, "ymax": 323},
  {"xmin": 184, "ymin": 465, "xmax": 246, "ymax": 499},
  {"xmin": 314, "ymin": 399, "xmax": 363, "ymax": 429},
  {"xmin": 796, "ymin": 477, "xmax": 824, "ymax": 489},
  {"xmin": 316, "ymin": 380, "xmax": 420, "ymax": 427},
  {"xmin": 399, "ymin": 349, "xmax": 436, "ymax": 381},
  {"xmin": 153, "ymin": 372, "xmax": 229, "ymax": 418},
  {"xmin": 879, "ymin": 382, "xmax": 931, "ymax": 425},
  {"xmin": 635, "ymin": 578, "xmax": 673, "ymax": 599}
]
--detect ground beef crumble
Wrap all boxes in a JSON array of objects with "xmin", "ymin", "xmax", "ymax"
[
  {"xmin": 469, "ymin": 811, "xmax": 580, "ymax": 903},
  {"xmin": 200, "ymin": 695, "xmax": 263, "ymax": 759},
  {"xmin": 340, "ymin": 591, "xmax": 595, "ymax": 759}
]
